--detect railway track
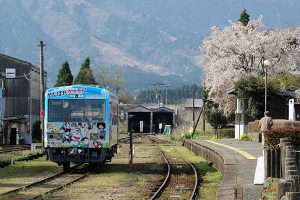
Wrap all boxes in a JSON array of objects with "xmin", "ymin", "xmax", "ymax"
[
  {"xmin": 0, "ymin": 164, "xmax": 88, "ymax": 200},
  {"xmin": 145, "ymin": 135, "xmax": 175, "ymax": 146},
  {"xmin": 149, "ymin": 145, "xmax": 198, "ymax": 200},
  {"xmin": 0, "ymin": 145, "xmax": 31, "ymax": 154},
  {"xmin": 117, "ymin": 134, "xmax": 144, "ymax": 143}
]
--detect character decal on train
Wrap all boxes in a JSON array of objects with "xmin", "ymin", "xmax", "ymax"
[{"xmin": 47, "ymin": 122, "xmax": 108, "ymax": 148}]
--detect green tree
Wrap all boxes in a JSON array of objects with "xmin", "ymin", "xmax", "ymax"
[
  {"xmin": 205, "ymin": 108, "xmax": 228, "ymax": 138},
  {"xmin": 203, "ymin": 88, "xmax": 228, "ymax": 137},
  {"xmin": 235, "ymin": 76, "xmax": 265, "ymax": 120},
  {"xmin": 73, "ymin": 57, "xmax": 96, "ymax": 85},
  {"xmin": 269, "ymin": 74, "xmax": 300, "ymax": 90},
  {"xmin": 239, "ymin": 9, "xmax": 250, "ymax": 26},
  {"xmin": 54, "ymin": 61, "xmax": 73, "ymax": 87}
]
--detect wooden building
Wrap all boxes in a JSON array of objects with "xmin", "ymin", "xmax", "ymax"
[{"xmin": 0, "ymin": 53, "xmax": 46, "ymax": 144}]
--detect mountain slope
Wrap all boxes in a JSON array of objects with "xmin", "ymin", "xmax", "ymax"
[{"xmin": 1, "ymin": 0, "xmax": 300, "ymax": 88}]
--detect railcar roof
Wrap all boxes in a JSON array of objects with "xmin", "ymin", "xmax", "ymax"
[{"xmin": 45, "ymin": 85, "xmax": 109, "ymax": 93}]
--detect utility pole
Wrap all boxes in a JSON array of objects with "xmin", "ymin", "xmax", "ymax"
[
  {"xmin": 164, "ymin": 85, "xmax": 172, "ymax": 106},
  {"xmin": 202, "ymin": 83, "xmax": 206, "ymax": 133},
  {"xmin": 37, "ymin": 41, "xmax": 45, "ymax": 147},
  {"xmin": 192, "ymin": 88, "xmax": 195, "ymax": 128},
  {"xmin": 0, "ymin": 74, "xmax": 5, "ymax": 144},
  {"xmin": 165, "ymin": 88, "xmax": 167, "ymax": 105},
  {"xmin": 153, "ymin": 82, "xmax": 165, "ymax": 107}
]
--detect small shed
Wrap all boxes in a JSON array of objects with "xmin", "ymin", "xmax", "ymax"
[
  {"xmin": 127, "ymin": 105, "xmax": 175, "ymax": 133},
  {"xmin": 127, "ymin": 106, "xmax": 152, "ymax": 133},
  {"xmin": 152, "ymin": 106, "xmax": 175, "ymax": 133}
]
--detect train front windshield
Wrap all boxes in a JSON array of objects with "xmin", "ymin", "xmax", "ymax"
[{"xmin": 48, "ymin": 99, "xmax": 105, "ymax": 123}]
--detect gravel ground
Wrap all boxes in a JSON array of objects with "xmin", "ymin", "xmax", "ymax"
[{"xmin": 46, "ymin": 139, "xmax": 166, "ymax": 200}]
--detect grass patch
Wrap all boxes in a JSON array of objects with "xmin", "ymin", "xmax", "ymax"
[
  {"xmin": 241, "ymin": 134, "xmax": 250, "ymax": 141},
  {"xmin": 0, "ymin": 156, "xmax": 61, "ymax": 195},
  {"xmin": 171, "ymin": 127, "xmax": 234, "ymax": 141},
  {"xmin": 261, "ymin": 178, "xmax": 278, "ymax": 199}
]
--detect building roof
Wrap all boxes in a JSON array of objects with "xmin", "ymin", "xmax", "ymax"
[
  {"xmin": 128, "ymin": 105, "xmax": 152, "ymax": 113},
  {"xmin": 128, "ymin": 105, "xmax": 175, "ymax": 113},
  {"xmin": 273, "ymin": 90, "xmax": 296, "ymax": 99},
  {"xmin": 0, "ymin": 53, "xmax": 32, "ymax": 66},
  {"xmin": 152, "ymin": 106, "xmax": 174, "ymax": 113},
  {"xmin": 226, "ymin": 86, "xmax": 237, "ymax": 95},
  {"xmin": 0, "ymin": 52, "xmax": 47, "ymax": 75}
]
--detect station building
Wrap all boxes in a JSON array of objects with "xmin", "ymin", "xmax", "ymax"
[{"xmin": 0, "ymin": 53, "xmax": 46, "ymax": 145}]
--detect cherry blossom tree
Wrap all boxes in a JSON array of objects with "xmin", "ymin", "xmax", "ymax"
[{"xmin": 200, "ymin": 17, "xmax": 300, "ymax": 112}]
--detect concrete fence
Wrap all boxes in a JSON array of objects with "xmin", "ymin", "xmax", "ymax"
[
  {"xmin": 276, "ymin": 138, "xmax": 300, "ymax": 200},
  {"xmin": 184, "ymin": 140, "xmax": 237, "ymax": 200}
]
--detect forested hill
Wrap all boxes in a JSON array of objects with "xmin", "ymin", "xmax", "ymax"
[{"xmin": 136, "ymin": 85, "xmax": 202, "ymax": 104}]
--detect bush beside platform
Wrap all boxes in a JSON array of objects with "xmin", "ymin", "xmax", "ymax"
[{"xmin": 0, "ymin": 149, "xmax": 45, "ymax": 168}]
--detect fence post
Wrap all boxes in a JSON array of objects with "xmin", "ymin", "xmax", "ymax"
[
  {"xmin": 275, "ymin": 148, "xmax": 281, "ymax": 178},
  {"xmin": 264, "ymin": 148, "xmax": 270, "ymax": 180},
  {"xmin": 271, "ymin": 148, "xmax": 275, "ymax": 177}
]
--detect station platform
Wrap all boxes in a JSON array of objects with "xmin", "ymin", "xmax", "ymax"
[{"xmin": 188, "ymin": 139, "xmax": 264, "ymax": 200}]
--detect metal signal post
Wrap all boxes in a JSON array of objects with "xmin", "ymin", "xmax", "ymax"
[{"xmin": 128, "ymin": 114, "xmax": 135, "ymax": 166}]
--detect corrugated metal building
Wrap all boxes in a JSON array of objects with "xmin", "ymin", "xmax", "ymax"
[{"xmin": 0, "ymin": 53, "xmax": 46, "ymax": 144}]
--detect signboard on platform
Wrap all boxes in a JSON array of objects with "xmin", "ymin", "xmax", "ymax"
[
  {"xmin": 289, "ymin": 99, "xmax": 295, "ymax": 121},
  {"xmin": 139, "ymin": 121, "xmax": 143, "ymax": 133}
]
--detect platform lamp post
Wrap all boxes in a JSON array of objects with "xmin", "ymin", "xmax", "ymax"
[
  {"xmin": 128, "ymin": 114, "xmax": 135, "ymax": 166},
  {"xmin": 263, "ymin": 59, "xmax": 270, "ymax": 113}
]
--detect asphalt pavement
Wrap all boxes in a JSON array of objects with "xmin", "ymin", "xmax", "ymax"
[{"xmin": 194, "ymin": 139, "xmax": 263, "ymax": 200}]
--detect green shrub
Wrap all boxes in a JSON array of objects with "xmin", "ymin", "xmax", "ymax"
[
  {"xmin": 169, "ymin": 135, "xmax": 176, "ymax": 141},
  {"xmin": 241, "ymin": 134, "xmax": 249, "ymax": 141},
  {"xmin": 265, "ymin": 128, "xmax": 300, "ymax": 148},
  {"xmin": 193, "ymin": 129, "xmax": 201, "ymax": 136},
  {"xmin": 207, "ymin": 135, "xmax": 217, "ymax": 140},
  {"xmin": 185, "ymin": 133, "xmax": 192, "ymax": 139}
]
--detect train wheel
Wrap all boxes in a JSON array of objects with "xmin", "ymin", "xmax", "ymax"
[{"xmin": 63, "ymin": 162, "xmax": 70, "ymax": 172}]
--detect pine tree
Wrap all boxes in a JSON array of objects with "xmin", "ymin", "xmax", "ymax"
[
  {"xmin": 73, "ymin": 57, "xmax": 97, "ymax": 85},
  {"xmin": 239, "ymin": 9, "xmax": 250, "ymax": 26},
  {"xmin": 54, "ymin": 61, "xmax": 73, "ymax": 87}
]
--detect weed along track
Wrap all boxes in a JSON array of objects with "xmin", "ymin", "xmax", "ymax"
[
  {"xmin": 1, "ymin": 164, "xmax": 88, "ymax": 200},
  {"xmin": 150, "ymin": 145, "xmax": 198, "ymax": 200}
]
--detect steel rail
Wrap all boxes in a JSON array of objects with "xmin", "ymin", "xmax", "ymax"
[
  {"xmin": 149, "ymin": 143, "xmax": 199, "ymax": 200},
  {"xmin": 172, "ymin": 147, "xmax": 198, "ymax": 200},
  {"xmin": 149, "ymin": 147, "xmax": 170, "ymax": 200},
  {"xmin": 189, "ymin": 162, "xmax": 198, "ymax": 200},
  {"xmin": 0, "ymin": 164, "xmax": 81, "ymax": 198},
  {"xmin": 118, "ymin": 134, "xmax": 144, "ymax": 143},
  {"xmin": 29, "ymin": 172, "xmax": 88, "ymax": 200}
]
